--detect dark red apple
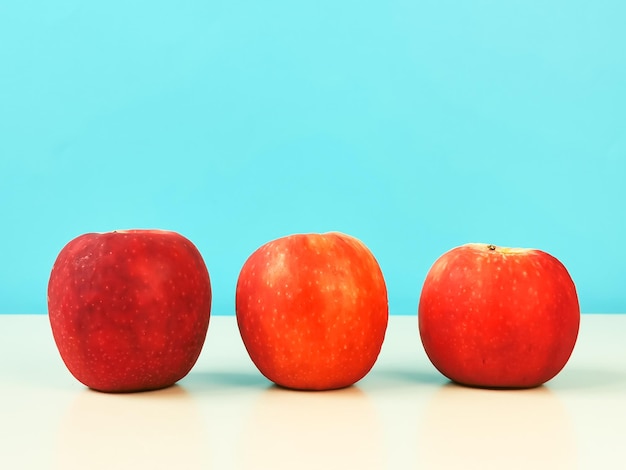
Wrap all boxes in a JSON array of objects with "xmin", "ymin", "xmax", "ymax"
[
  {"xmin": 47, "ymin": 229, "xmax": 212, "ymax": 392},
  {"xmin": 418, "ymin": 243, "xmax": 580, "ymax": 388},
  {"xmin": 236, "ymin": 232, "xmax": 388, "ymax": 391}
]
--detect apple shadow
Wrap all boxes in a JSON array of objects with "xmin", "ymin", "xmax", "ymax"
[
  {"xmin": 363, "ymin": 365, "xmax": 449, "ymax": 390},
  {"xmin": 81, "ymin": 381, "xmax": 191, "ymax": 395},
  {"xmin": 369, "ymin": 362, "xmax": 626, "ymax": 393},
  {"xmin": 546, "ymin": 366, "xmax": 626, "ymax": 392},
  {"xmin": 181, "ymin": 370, "xmax": 271, "ymax": 392}
]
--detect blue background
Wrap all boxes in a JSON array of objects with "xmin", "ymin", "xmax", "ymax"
[{"xmin": 1, "ymin": 1, "xmax": 625, "ymax": 314}]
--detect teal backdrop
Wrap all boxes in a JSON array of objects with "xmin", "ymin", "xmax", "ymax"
[{"xmin": 1, "ymin": 1, "xmax": 625, "ymax": 314}]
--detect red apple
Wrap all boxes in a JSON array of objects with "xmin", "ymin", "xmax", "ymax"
[
  {"xmin": 236, "ymin": 232, "xmax": 388, "ymax": 391},
  {"xmin": 47, "ymin": 229, "xmax": 212, "ymax": 392},
  {"xmin": 418, "ymin": 243, "xmax": 580, "ymax": 388}
]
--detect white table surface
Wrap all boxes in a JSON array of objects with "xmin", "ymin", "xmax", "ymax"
[{"xmin": 1, "ymin": 314, "xmax": 625, "ymax": 469}]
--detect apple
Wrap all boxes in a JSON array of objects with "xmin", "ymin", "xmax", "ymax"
[
  {"xmin": 47, "ymin": 229, "xmax": 212, "ymax": 392},
  {"xmin": 235, "ymin": 232, "xmax": 388, "ymax": 390},
  {"xmin": 418, "ymin": 243, "xmax": 580, "ymax": 388}
]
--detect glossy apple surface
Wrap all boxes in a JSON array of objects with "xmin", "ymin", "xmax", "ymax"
[
  {"xmin": 236, "ymin": 232, "xmax": 388, "ymax": 391},
  {"xmin": 48, "ymin": 229, "xmax": 212, "ymax": 392},
  {"xmin": 418, "ymin": 243, "xmax": 580, "ymax": 388}
]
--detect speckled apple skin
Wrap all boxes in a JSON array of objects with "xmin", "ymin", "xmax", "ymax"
[
  {"xmin": 418, "ymin": 243, "xmax": 580, "ymax": 388},
  {"xmin": 47, "ymin": 230, "xmax": 211, "ymax": 392},
  {"xmin": 236, "ymin": 232, "xmax": 389, "ymax": 391}
]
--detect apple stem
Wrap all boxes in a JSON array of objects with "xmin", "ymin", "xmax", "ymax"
[{"xmin": 488, "ymin": 244, "xmax": 496, "ymax": 251}]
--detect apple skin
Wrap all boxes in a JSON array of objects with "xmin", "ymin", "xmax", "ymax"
[
  {"xmin": 47, "ymin": 230, "xmax": 212, "ymax": 392},
  {"xmin": 418, "ymin": 243, "xmax": 580, "ymax": 389},
  {"xmin": 236, "ymin": 232, "xmax": 388, "ymax": 391}
]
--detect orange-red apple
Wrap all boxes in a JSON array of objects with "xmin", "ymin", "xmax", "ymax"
[{"xmin": 236, "ymin": 232, "xmax": 388, "ymax": 390}]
